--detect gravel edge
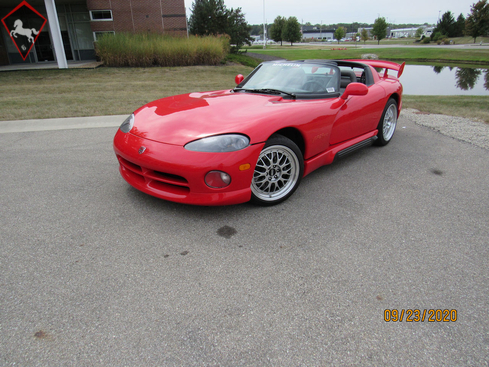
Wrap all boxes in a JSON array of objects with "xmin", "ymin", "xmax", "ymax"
[{"xmin": 401, "ymin": 108, "xmax": 489, "ymax": 150}]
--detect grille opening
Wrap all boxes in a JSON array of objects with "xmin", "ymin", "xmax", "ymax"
[
  {"xmin": 148, "ymin": 180, "xmax": 190, "ymax": 195},
  {"xmin": 152, "ymin": 171, "xmax": 188, "ymax": 185},
  {"xmin": 117, "ymin": 155, "xmax": 190, "ymax": 192},
  {"xmin": 118, "ymin": 156, "xmax": 142, "ymax": 173}
]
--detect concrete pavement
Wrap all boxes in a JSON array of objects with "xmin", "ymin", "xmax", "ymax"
[
  {"xmin": 0, "ymin": 114, "xmax": 488, "ymax": 366},
  {"xmin": 0, "ymin": 115, "xmax": 126, "ymax": 134}
]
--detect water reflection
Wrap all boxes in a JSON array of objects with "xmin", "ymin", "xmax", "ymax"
[
  {"xmin": 433, "ymin": 66, "xmax": 445, "ymax": 74},
  {"xmin": 401, "ymin": 65, "xmax": 489, "ymax": 95},
  {"xmin": 455, "ymin": 68, "xmax": 483, "ymax": 91},
  {"xmin": 433, "ymin": 66, "xmax": 486, "ymax": 91}
]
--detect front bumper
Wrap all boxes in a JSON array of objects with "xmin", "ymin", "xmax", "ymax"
[{"xmin": 113, "ymin": 130, "xmax": 264, "ymax": 206}]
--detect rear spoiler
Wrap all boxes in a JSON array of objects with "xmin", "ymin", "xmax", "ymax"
[{"xmin": 348, "ymin": 60, "xmax": 406, "ymax": 78}]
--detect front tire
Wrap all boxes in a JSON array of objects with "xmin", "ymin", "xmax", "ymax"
[
  {"xmin": 250, "ymin": 135, "xmax": 304, "ymax": 206},
  {"xmin": 375, "ymin": 98, "xmax": 398, "ymax": 146}
]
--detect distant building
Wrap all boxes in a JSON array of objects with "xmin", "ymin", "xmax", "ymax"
[
  {"xmin": 0, "ymin": 0, "xmax": 187, "ymax": 67},
  {"xmin": 358, "ymin": 26, "xmax": 398, "ymax": 40},
  {"xmin": 345, "ymin": 32, "xmax": 360, "ymax": 41},
  {"xmin": 390, "ymin": 27, "xmax": 419, "ymax": 38},
  {"xmin": 301, "ymin": 26, "xmax": 335, "ymax": 41},
  {"xmin": 390, "ymin": 26, "xmax": 433, "ymax": 38},
  {"xmin": 358, "ymin": 27, "xmax": 373, "ymax": 38},
  {"xmin": 421, "ymin": 27, "xmax": 434, "ymax": 39}
]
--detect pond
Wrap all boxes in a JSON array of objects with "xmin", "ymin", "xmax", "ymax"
[{"xmin": 401, "ymin": 65, "xmax": 489, "ymax": 96}]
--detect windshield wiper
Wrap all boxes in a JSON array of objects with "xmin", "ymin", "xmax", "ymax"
[
  {"xmin": 233, "ymin": 87, "xmax": 296, "ymax": 98},
  {"xmin": 233, "ymin": 87, "xmax": 253, "ymax": 92},
  {"xmin": 253, "ymin": 88, "xmax": 296, "ymax": 98}
]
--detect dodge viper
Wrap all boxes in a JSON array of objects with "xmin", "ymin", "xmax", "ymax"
[{"xmin": 114, "ymin": 59, "xmax": 404, "ymax": 206}]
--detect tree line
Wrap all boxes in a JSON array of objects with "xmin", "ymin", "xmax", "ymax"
[
  {"xmin": 415, "ymin": 0, "xmax": 488, "ymax": 43},
  {"xmin": 188, "ymin": 0, "xmax": 489, "ymax": 51}
]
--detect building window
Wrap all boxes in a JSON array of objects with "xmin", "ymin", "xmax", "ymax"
[
  {"xmin": 93, "ymin": 31, "xmax": 115, "ymax": 42},
  {"xmin": 89, "ymin": 10, "xmax": 113, "ymax": 21}
]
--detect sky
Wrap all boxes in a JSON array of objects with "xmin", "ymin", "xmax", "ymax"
[{"xmin": 183, "ymin": 0, "xmax": 475, "ymax": 26}]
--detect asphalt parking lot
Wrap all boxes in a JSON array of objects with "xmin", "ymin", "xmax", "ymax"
[{"xmin": 1, "ymin": 115, "xmax": 488, "ymax": 366}]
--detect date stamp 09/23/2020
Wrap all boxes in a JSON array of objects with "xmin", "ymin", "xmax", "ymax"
[{"xmin": 384, "ymin": 309, "xmax": 458, "ymax": 323}]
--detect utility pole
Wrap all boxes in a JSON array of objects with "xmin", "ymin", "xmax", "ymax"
[{"xmin": 263, "ymin": 0, "xmax": 266, "ymax": 49}]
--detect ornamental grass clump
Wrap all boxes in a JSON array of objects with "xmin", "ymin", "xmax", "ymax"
[{"xmin": 96, "ymin": 33, "xmax": 228, "ymax": 67}]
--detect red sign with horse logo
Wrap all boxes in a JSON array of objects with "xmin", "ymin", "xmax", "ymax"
[{"xmin": 1, "ymin": 1, "xmax": 47, "ymax": 60}]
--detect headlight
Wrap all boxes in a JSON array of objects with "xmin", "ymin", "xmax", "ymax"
[
  {"xmin": 120, "ymin": 114, "xmax": 134, "ymax": 133},
  {"xmin": 184, "ymin": 134, "xmax": 250, "ymax": 152}
]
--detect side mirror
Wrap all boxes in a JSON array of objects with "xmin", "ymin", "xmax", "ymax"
[
  {"xmin": 341, "ymin": 82, "xmax": 368, "ymax": 100},
  {"xmin": 235, "ymin": 74, "xmax": 244, "ymax": 85}
]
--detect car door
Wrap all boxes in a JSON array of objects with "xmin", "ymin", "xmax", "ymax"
[{"xmin": 329, "ymin": 83, "xmax": 386, "ymax": 145}]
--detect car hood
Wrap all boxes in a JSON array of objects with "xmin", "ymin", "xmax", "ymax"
[{"xmin": 130, "ymin": 90, "xmax": 293, "ymax": 145}]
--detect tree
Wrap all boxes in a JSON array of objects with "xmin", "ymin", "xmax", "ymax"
[
  {"xmin": 189, "ymin": 0, "xmax": 228, "ymax": 36},
  {"xmin": 188, "ymin": 0, "xmax": 252, "ymax": 53},
  {"xmin": 250, "ymin": 24, "xmax": 262, "ymax": 35},
  {"xmin": 465, "ymin": 0, "xmax": 489, "ymax": 43},
  {"xmin": 455, "ymin": 14, "xmax": 466, "ymax": 37},
  {"xmin": 270, "ymin": 16, "xmax": 286, "ymax": 45},
  {"xmin": 415, "ymin": 27, "xmax": 424, "ymax": 39},
  {"xmin": 360, "ymin": 28, "xmax": 369, "ymax": 44},
  {"xmin": 435, "ymin": 11, "xmax": 456, "ymax": 37},
  {"xmin": 372, "ymin": 17, "xmax": 387, "ymax": 44},
  {"xmin": 226, "ymin": 8, "xmax": 253, "ymax": 52},
  {"xmin": 283, "ymin": 17, "xmax": 302, "ymax": 46},
  {"xmin": 334, "ymin": 27, "xmax": 345, "ymax": 43}
]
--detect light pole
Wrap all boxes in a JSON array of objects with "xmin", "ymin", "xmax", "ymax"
[{"xmin": 263, "ymin": 0, "xmax": 266, "ymax": 49}]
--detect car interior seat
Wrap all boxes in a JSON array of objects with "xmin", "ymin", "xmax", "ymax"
[{"xmin": 340, "ymin": 70, "xmax": 357, "ymax": 88}]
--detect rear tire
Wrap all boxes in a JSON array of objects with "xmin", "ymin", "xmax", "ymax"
[
  {"xmin": 375, "ymin": 98, "xmax": 398, "ymax": 146},
  {"xmin": 250, "ymin": 135, "xmax": 304, "ymax": 206}
]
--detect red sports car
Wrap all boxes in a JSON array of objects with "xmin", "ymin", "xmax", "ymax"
[{"xmin": 114, "ymin": 59, "xmax": 404, "ymax": 206}]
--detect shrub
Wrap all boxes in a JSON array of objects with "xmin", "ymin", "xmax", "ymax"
[
  {"xmin": 422, "ymin": 36, "xmax": 431, "ymax": 44},
  {"xmin": 225, "ymin": 53, "xmax": 260, "ymax": 68},
  {"xmin": 95, "ymin": 33, "xmax": 228, "ymax": 67},
  {"xmin": 431, "ymin": 32, "xmax": 448, "ymax": 43}
]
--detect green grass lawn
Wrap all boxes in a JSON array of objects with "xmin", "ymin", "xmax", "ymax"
[
  {"xmin": 403, "ymin": 96, "xmax": 489, "ymax": 123},
  {"xmin": 0, "ymin": 65, "xmax": 253, "ymax": 121},
  {"xmin": 1, "ymin": 52, "xmax": 488, "ymax": 123},
  {"xmin": 245, "ymin": 46, "xmax": 489, "ymax": 66}
]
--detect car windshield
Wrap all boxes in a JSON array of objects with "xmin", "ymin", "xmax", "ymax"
[{"xmin": 238, "ymin": 62, "xmax": 340, "ymax": 97}]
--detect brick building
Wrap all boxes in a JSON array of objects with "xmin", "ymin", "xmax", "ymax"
[{"xmin": 0, "ymin": 0, "xmax": 187, "ymax": 67}]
